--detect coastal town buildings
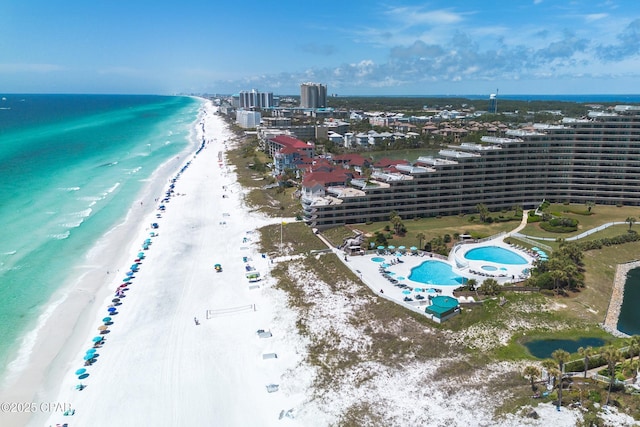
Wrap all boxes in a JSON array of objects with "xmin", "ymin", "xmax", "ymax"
[{"xmin": 301, "ymin": 105, "xmax": 640, "ymax": 228}]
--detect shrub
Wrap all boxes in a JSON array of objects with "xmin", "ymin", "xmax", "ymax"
[{"xmin": 539, "ymin": 217, "xmax": 578, "ymax": 233}]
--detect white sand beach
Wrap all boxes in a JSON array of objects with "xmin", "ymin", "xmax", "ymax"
[
  {"xmin": 0, "ymin": 101, "xmax": 308, "ymax": 427},
  {"xmin": 1, "ymin": 100, "xmax": 636, "ymax": 427}
]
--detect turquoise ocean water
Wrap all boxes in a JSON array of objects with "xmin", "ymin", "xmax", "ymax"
[{"xmin": 0, "ymin": 94, "xmax": 202, "ymax": 375}]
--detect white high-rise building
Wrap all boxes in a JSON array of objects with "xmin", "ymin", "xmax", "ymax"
[
  {"xmin": 300, "ymin": 83, "xmax": 327, "ymax": 109},
  {"xmin": 236, "ymin": 110, "xmax": 261, "ymax": 128},
  {"xmin": 239, "ymin": 89, "xmax": 275, "ymax": 109}
]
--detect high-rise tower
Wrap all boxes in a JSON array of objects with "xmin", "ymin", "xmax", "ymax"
[{"xmin": 300, "ymin": 83, "xmax": 327, "ymax": 108}]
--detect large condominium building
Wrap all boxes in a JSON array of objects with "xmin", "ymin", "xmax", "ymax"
[
  {"xmin": 302, "ymin": 105, "xmax": 640, "ymax": 229},
  {"xmin": 239, "ymin": 89, "xmax": 276, "ymax": 109},
  {"xmin": 300, "ymin": 83, "xmax": 327, "ymax": 109}
]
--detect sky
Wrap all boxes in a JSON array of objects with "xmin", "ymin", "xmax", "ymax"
[{"xmin": 3, "ymin": 1, "xmax": 640, "ymax": 96}]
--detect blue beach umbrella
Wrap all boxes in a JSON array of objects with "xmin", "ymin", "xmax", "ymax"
[
  {"xmin": 107, "ymin": 307, "xmax": 116, "ymax": 313},
  {"xmin": 92, "ymin": 336, "xmax": 103, "ymax": 342},
  {"xmin": 75, "ymin": 368, "xmax": 86, "ymax": 376},
  {"xmin": 402, "ymin": 290, "xmax": 411, "ymax": 294},
  {"xmin": 86, "ymin": 348, "xmax": 96, "ymax": 355},
  {"xmin": 122, "ymin": 277, "xmax": 132, "ymax": 282},
  {"xmin": 126, "ymin": 271, "xmax": 134, "ymax": 276},
  {"xmin": 138, "ymin": 252, "xmax": 145, "ymax": 258},
  {"xmin": 83, "ymin": 354, "xmax": 94, "ymax": 361},
  {"xmin": 102, "ymin": 317, "xmax": 112, "ymax": 323}
]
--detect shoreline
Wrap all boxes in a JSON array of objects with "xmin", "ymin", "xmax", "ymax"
[
  {"xmin": 32, "ymin": 102, "xmax": 303, "ymax": 426},
  {"xmin": 0, "ymin": 98, "xmax": 207, "ymax": 427},
  {"xmin": 603, "ymin": 259, "xmax": 640, "ymax": 338}
]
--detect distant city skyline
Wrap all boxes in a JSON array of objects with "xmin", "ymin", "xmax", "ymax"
[{"xmin": 3, "ymin": 1, "xmax": 640, "ymax": 96}]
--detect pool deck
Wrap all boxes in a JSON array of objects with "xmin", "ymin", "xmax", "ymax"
[{"xmin": 342, "ymin": 237, "xmax": 535, "ymax": 313}]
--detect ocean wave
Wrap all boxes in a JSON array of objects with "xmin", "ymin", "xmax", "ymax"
[
  {"xmin": 2, "ymin": 250, "xmax": 17, "ymax": 255},
  {"xmin": 102, "ymin": 182, "xmax": 120, "ymax": 197},
  {"xmin": 60, "ymin": 208, "xmax": 92, "ymax": 228},
  {"xmin": 73, "ymin": 208, "xmax": 93, "ymax": 218},
  {"xmin": 58, "ymin": 187, "xmax": 81, "ymax": 192},
  {"xmin": 3, "ymin": 293, "xmax": 68, "ymax": 385},
  {"xmin": 49, "ymin": 231, "xmax": 70, "ymax": 240},
  {"xmin": 126, "ymin": 166, "xmax": 142, "ymax": 175}
]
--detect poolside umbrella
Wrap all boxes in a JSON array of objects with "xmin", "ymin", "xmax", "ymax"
[
  {"xmin": 387, "ymin": 245, "xmax": 395, "ymax": 251},
  {"xmin": 398, "ymin": 246, "xmax": 406, "ymax": 252},
  {"xmin": 102, "ymin": 317, "xmax": 112, "ymax": 324},
  {"xmin": 92, "ymin": 336, "xmax": 103, "ymax": 343},
  {"xmin": 396, "ymin": 252, "xmax": 403, "ymax": 257},
  {"xmin": 402, "ymin": 290, "xmax": 411, "ymax": 294},
  {"xmin": 427, "ymin": 288, "xmax": 437, "ymax": 294},
  {"xmin": 397, "ymin": 277, "xmax": 406, "ymax": 281},
  {"xmin": 410, "ymin": 246, "xmax": 417, "ymax": 252},
  {"xmin": 532, "ymin": 247, "xmax": 539, "ymax": 251},
  {"xmin": 75, "ymin": 368, "xmax": 86, "ymax": 376}
]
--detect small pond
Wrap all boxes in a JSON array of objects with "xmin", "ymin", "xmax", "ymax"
[{"xmin": 524, "ymin": 337, "xmax": 606, "ymax": 359}]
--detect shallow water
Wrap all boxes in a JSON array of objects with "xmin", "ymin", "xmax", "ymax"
[{"xmin": 0, "ymin": 94, "xmax": 201, "ymax": 375}]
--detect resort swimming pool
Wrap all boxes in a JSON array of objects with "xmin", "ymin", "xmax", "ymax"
[
  {"xmin": 409, "ymin": 260, "xmax": 465, "ymax": 286},
  {"xmin": 464, "ymin": 246, "xmax": 527, "ymax": 265}
]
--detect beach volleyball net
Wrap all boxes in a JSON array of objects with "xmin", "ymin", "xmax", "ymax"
[{"xmin": 206, "ymin": 304, "xmax": 255, "ymax": 319}]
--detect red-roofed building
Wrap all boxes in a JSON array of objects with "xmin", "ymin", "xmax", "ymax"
[
  {"xmin": 373, "ymin": 158, "xmax": 410, "ymax": 170},
  {"xmin": 266, "ymin": 135, "xmax": 314, "ymax": 159},
  {"xmin": 302, "ymin": 170, "xmax": 353, "ymax": 187},
  {"xmin": 332, "ymin": 153, "xmax": 370, "ymax": 168}
]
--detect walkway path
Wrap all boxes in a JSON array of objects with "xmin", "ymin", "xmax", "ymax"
[{"xmin": 514, "ymin": 221, "xmax": 627, "ymax": 242}]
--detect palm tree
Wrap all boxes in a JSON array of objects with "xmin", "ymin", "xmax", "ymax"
[
  {"xmin": 479, "ymin": 278, "xmax": 500, "ymax": 296},
  {"xmin": 476, "ymin": 203, "xmax": 489, "ymax": 223},
  {"xmin": 602, "ymin": 346, "xmax": 623, "ymax": 406},
  {"xmin": 626, "ymin": 216, "xmax": 636, "ymax": 229},
  {"xmin": 415, "ymin": 232, "xmax": 426, "ymax": 250},
  {"xmin": 552, "ymin": 349, "xmax": 571, "ymax": 410},
  {"xmin": 578, "ymin": 346, "xmax": 593, "ymax": 378},
  {"xmin": 523, "ymin": 365, "xmax": 541, "ymax": 392}
]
